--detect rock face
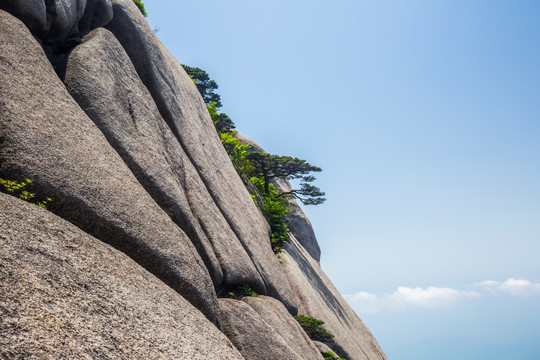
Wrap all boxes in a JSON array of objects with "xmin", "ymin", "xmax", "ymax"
[
  {"xmin": 105, "ymin": 0, "xmax": 297, "ymax": 312},
  {"xmin": 242, "ymin": 296, "xmax": 323, "ymax": 359},
  {"xmin": 281, "ymin": 235, "xmax": 388, "ymax": 360},
  {"xmin": 0, "ymin": 9, "xmax": 219, "ymax": 326},
  {"xmin": 64, "ymin": 27, "xmax": 264, "ymax": 293},
  {"xmin": 220, "ymin": 298, "xmax": 319, "ymax": 360},
  {"xmin": 0, "ymin": 194, "xmax": 243, "ymax": 360},
  {"xmin": 0, "ymin": 1, "xmax": 387, "ymax": 359}
]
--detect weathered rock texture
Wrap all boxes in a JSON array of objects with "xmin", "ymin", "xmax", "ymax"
[
  {"xmin": 220, "ymin": 298, "xmax": 318, "ymax": 360},
  {"xmin": 0, "ymin": 194, "xmax": 243, "ymax": 360},
  {"xmin": 64, "ymin": 27, "xmax": 264, "ymax": 293},
  {"xmin": 281, "ymin": 235, "xmax": 388, "ymax": 360},
  {"xmin": 0, "ymin": 1, "xmax": 388, "ymax": 359},
  {"xmin": 242, "ymin": 296, "xmax": 323, "ymax": 359},
  {"xmin": 105, "ymin": 0, "xmax": 296, "ymax": 312},
  {"xmin": 236, "ymin": 133, "xmax": 322, "ymax": 261},
  {"xmin": 0, "ymin": 9, "xmax": 219, "ymax": 325}
]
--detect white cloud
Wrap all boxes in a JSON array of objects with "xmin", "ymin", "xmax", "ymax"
[
  {"xmin": 472, "ymin": 278, "xmax": 540, "ymax": 296},
  {"xmin": 345, "ymin": 278, "xmax": 540, "ymax": 315},
  {"xmin": 344, "ymin": 286, "xmax": 479, "ymax": 314},
  {"xmin": 344, "ymin": 291, "xmax": 381, "ymax": 313},
  {"xmin": 389, "ymin": 286, "xmax": 479, "ymax": 309}
]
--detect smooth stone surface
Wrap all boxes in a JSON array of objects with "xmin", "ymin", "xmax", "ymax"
[
  {"xmin": 242, "ymin": 296, "xmax": 324, "ymax": 360},
  {"xmin": 0, "ymin": 10, "xmax": 220, "ymax": 326},
  {"xmin": 219, "ymin": 298, "xmax": 304, "ymax": 360},
  {"xmin": 281, "ymin": 235, "xmax": 388, "ymax": 360},
  {"xmin": 0, "ymin": 194, "xmax": 243, "ymax": 360},
  {"xmin": 65, "ymin": 27, "xmax": 264, "ymax": 291},
  {"xmin": 106, "ymin": 0, "xmax": 296, "ymax": 312}
]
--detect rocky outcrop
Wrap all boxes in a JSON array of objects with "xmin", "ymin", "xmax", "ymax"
[
  {"xmin": 0, "ymin": 194, "xmax": 243, "ymax": 359},
  {"xmin": 64, "ymin": 27, "xmax": 263, "ymax": 292},
  {"xmin": 0, "ymin": 1, "xmax": 387, "ymax": 358},
  {"xmin": 0, "ymin": 0, "xmax": 111, "ymax": 42},
  {"xmin": 242, "ymin": 296, "xmax": 323, "ymax": 359},
  {"xmin": 79, "ymin": 0, "xmax": 113, "ymax": 34},
  {"xmin": 0, "ymin": 9, "xmax": 219, "ymax": 325},
  {"xmin": 281, "ymin": 235, "xmax": 388, "ymax": 360},
  {"xmin": 105, "ymin": 0, "xmax": 297, "ymax": 312},
  {"xmin": 220, "ymin": 298, "xmax": 318, "ymax": 360}
]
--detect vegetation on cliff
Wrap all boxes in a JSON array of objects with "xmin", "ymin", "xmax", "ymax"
[
  {"xmin": 182, "ymin": 64, "xmax": 325, "ymax": 252},
  {"xmin": 0, "ymin": 178, "xmax": 51, "ymax": 209},
  {"xmin": 132, "ymin": 0, "xmax": 148, "ymax": 17},
  {"xmin": 294, "ymin": 314, "xmax": 335, "ymax": 341}
]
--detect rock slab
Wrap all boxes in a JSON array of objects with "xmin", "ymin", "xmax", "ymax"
[
  {"xmin": 0, "ymin": 194, "xmax": 243, "ymax": 360},
  {"xmin": 220, "ymin": 298, "xmax": 307, "ymax": 360},
  {"xmin": 106, "ymin": 0, "xmax": 296, "ymax": 312},
  {"xmin": 64, "ymin": 27, "xmax": 264, "ymax": 293},
  {"xmin": 0, "ymin": 9, "xmax": 219, "ymax": 325}
]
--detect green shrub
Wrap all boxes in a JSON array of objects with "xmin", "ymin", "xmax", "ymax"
[
  {"xmin": 0, "ymin": 178, "xmax": 51, "ymax": 209},
  {"xmin": 321, "ymin": 351, "xmax": 346, "ymax": 360},
  {"xmin": 225, "ymin": 285, "xmax": 259, "ymax": 299},
  {"xmin": 251, "ymin": 176, "xmax": 291, "ymax": 253},
  {"xmin": 132, "ymin": 0, "xmax": 148, "ymax": 17},
  {"xmin": 294, "ymin": 315, "xmax": 335, "ymax": 341}
]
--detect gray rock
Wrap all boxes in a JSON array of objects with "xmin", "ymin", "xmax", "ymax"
[
  {"xmin": 236, "ymin": 133, "xmax": 322, "ymax": 262},
  {"xmin": 0, "ymin": 194, "xmax": 243, "ymax": 360},
  {"xmin": 64, "ymin": 27, "xmax": 264, "ymax": 291},
  {"xmin": 45, "ymin": 0, "xmax": 87, "ymax": 42},
  {"xmin": 106, "ymin": 0, "xmax": 296, "ymax": 312},
  {"xmin": 242, "ymin": 296, "xmax": 324, "ymax": 360},
  {"xmin": 280, "ymin": 235, "xmax": 388, "ymax": 360},
  {"xmin": 313, "ymin": 341, "xmax": 339, "ymax": 356},
  {"xmin": 219, "ymin": 298, "xmax": 304, "ymax": 360},
  {"xmin": 0, "ymin": 0, "xmax": 47, "ymax": 35},
  {"xmin": 78, "ymin": 0, "xmax": 113, "ymax": 34},
  {"xmin": 0, "ymin": 10, "xmax": 219, "ymax": 326}
]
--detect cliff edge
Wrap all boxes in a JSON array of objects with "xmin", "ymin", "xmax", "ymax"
[{"xmin": 0, "ymin": 1, "xmax": 387, "ymax": 359}]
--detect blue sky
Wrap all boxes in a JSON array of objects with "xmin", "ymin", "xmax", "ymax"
[{"xmin": 146, "ymin": 1, "xmax": 540, "ymax": 358}]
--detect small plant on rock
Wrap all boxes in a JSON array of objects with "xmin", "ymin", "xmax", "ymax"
[
  {"xmin": 0, "ymin": 178, "xmax": 51, "ymax": 209},
  {"xmin": 132, "ymin": 0, "xmax": 148, "ymax": 17},
  {"xmin": 294, "ymin": 315, "xmax": 335, "ymax": 341},
  {"xmin": 321, "ymin": 351, "xmax": 346, "ymax": 360},
  {"xmin": 225, "ymin": 285, "xmax": 259, "ymax": 299}
]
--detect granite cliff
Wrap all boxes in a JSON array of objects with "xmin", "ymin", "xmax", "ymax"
[{"xmin": 0, "ymin": 1, "xmax": 387, "ymax": 359}]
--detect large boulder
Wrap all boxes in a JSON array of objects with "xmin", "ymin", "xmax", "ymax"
[
  {"xmin": 106, "ymin": 0, "xmax": 296, "ymax": 312},
  {"xmin": 64, "ymin": 27, "xmax": 264, "ymax": 291},
  {"xmin": 0, "ymin": 0, "xmax": 112, "ymax": 42},
  {"xmin": 242, "ymin": 296, "xmax": 323, "ymax": 360},
  {"xmin": 219, "ymin": 298, "xmax": 307, "ymax": 360},
  {"xmin": 0, "ymin": 194, "xmax": 243, "ymax": 360},
  {"xmin": 280, "ymin": 235, "xmax": 388, "ymax": 360},
  {"xmin": 78, "ymin": 0, "xmax": 113, "ymax": 34},
  {"xmin": 44, "ymin": 0, "xmax": 87, "ymax": 42},
  {"xmin": 0, "ymin": 10, "xmax": 219, "ymax": 325}
]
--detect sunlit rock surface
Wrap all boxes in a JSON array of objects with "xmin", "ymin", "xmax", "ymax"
[
  {"xmin": 0, "ymin": 9, "xmax": 219, "ymax": 325},
  {"xmin": 0, "ymin": 0, "xmax": 387, "ymax": 358},
  {"xmin": 0, "ymin": 194, "xmax": 243, "ymax": 360}
]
